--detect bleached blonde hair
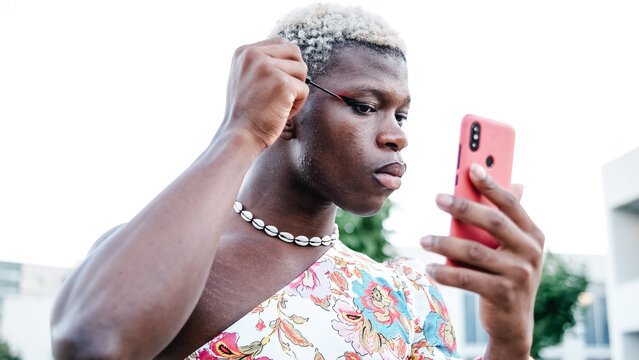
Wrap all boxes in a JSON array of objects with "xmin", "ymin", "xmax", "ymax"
[{"xmin": 269, "ymin": 3, "xmax": 406, "ymax": 77}]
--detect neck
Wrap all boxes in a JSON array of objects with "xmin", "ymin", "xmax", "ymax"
[{"xmin": 235, "ymin": 144, "xmax": 338, "ymax": 239}]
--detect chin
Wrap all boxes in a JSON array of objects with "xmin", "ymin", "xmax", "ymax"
[{"xmin": 336, "ymin": 195, "xmax": 388, "ymax": 217}]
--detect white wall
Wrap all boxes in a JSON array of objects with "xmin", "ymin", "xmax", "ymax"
[
  {"xmin": 603, "ymin": 147, "xmax": 639, "ymax": 360},
  {"xmin": 1, "ymin": 295, "xmax": 55, "ymax": 360}
]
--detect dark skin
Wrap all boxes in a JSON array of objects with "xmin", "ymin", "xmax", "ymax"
[
  {"xmin": 157, "ymin": 44, "xmax": 411, "ymax": 358},
  {"xmin": 51, "ymin": 37, "xmax": 543, "ymax": 359}
]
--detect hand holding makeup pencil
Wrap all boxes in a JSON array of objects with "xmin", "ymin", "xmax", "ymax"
[{"xmin": 221, "ymin": 38, "xmax": 309, "ymax": 151}]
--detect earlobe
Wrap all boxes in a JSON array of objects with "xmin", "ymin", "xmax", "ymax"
[{"xmin": 279, "ymin": 118, "xmax": 296, "ymax": 141}]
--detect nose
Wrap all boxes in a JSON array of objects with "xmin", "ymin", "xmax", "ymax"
[{"xmin": 376, "ymin": 114, "xmax": 408, "ymax": 152}]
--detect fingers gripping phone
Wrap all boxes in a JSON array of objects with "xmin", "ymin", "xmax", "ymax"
[{"xmin": 448, "ymin": 114, "xmax": 515, "ymax": 263}]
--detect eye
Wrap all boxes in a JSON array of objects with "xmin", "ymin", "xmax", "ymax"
[
  {"xmin": 350, "ymin": 102, "xmax": 376, "ymax": 114},
  {"xmin": 342, "ymin": 97, "xmax": 376, "ymax": 115},
  {"xmin": 395, "ymin": 114, "xmax": 408, "ymax": 126}
]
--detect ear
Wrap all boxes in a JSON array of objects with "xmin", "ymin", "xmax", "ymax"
[{"xmin": 279, "ymin": 117, "xmax": 296, "ymax": 141}]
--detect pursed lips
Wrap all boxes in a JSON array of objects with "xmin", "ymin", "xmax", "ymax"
[{"xmin": 374, "ymin": 162, "xmax": 407, "ymax": 190}]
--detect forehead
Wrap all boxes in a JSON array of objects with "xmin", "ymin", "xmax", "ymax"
[{"xmin": 317, "ymin": 45, "xmax": 409, "ymax": 100}]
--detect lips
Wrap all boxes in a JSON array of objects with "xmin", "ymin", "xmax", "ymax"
[{"xmin": 374, "ymin": 162, "xmax": 407, "ymax": 190}]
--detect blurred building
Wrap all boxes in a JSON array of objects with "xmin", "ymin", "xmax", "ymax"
[
  {"xmin": 394, "ymin": 247, "xmax": 610, "ymax": 360},
  {"xmin": 603, "ymin": 147, "xmax": 639, "ymax": 360},
  {"xmin": 0, "ymin": 261, "xmax": 71, "ymax": 360}
]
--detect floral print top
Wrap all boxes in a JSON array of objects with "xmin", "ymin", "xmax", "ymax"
[{"xmin": 187, "ymin": 240, "xmax": 461, "ymax": 360}]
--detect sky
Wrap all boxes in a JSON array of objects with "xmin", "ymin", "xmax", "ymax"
[{"xmin": 1, "ymin": 0, "xmax": 638, "ymax": 268}]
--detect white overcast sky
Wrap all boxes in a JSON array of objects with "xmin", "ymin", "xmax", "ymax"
[{"xmin": 1, "ymin": 0, "xmax": 638, "ymax": 268}]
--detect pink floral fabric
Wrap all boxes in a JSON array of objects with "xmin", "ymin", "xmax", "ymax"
[{"xmin": 187, "ymin": 240, "xmax": 461, "ymax": 360}]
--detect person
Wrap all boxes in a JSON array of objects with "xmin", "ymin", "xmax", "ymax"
[{"xmin": 51, "ymin": 3, "xmax": 544, "ymax": 359}]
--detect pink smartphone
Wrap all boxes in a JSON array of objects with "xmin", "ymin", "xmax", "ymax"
[{"xmin": 448, "ymin": 114, "xmax": 515, "ymax": 265}]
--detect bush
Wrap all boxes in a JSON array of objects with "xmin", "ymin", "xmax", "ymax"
[
  {"xmin": 0, "ymin": 339, "xmax": 20, "ymax": 360},
  {"xmin": 336, "ymin": 199, "xmax": 394, "ymax": 262},
  {"xmin": 532, "ymin": 252, "xmax": 589, "ymax": 359}
]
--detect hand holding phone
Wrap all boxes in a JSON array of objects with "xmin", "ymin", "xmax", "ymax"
[
  {"xmin": 448, "ymin": 114, "xmax": 515, "ymax": 264},
  {"xmin": 422, "ymin": 115, "xmax": 544, "ymax": 358}
]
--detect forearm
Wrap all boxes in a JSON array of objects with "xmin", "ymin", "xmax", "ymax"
[{"xmin": 51, "ymin": 129, "xmax": 262, "ymax": 359}]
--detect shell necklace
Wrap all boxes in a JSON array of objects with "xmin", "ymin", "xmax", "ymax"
[{"xmin": 233, "ymin": 201, "xmax": 338, "ymax": 246}]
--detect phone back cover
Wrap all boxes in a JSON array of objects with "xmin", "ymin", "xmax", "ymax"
[{"xmin": 450, "ymin": 114, "xmax": 515, "ymax": 251}]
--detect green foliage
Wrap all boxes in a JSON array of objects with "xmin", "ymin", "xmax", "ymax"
[
  {"xmin": 531, "ymin": 252, "xmax": 589, "ymax": 359},
  {"xmin": 0, "ymin": 339, "xmax": 20, "ymax": 360},
  {"xmin": 336, "ymin": 199, "xmax": 395, "ymax": 262}
]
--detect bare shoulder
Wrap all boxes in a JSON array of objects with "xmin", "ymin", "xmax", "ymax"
[{"xmin": 88, "ymin": 223, "xmax": 126, "ymax": 253}]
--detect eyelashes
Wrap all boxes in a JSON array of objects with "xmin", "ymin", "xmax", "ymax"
[
  {"xmin": 349, "ymin": 102, "xmax": 376, "ymax": 114},
  {"xmin": 395, "ymin": 114, "xmax": 408, "ymax": 125},
  {"xmin": 340, "ymin": 96, "xmax": 407, "ymax": 125},
  {"xmin": 306, "ymin": 78, "xmax": 408, "ymax": 125}
]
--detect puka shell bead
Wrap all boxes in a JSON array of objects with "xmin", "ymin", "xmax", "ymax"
[
  {"xmin": 240, "ymin": 210, "xmax": 253, "ymax": 222},
  {"xmin": 264, "ymin": 225, "xmax": 278, "ymax": 237},
  {"xmin": 252, "ymin": 218, "xmax": 265, "ymax": 230},
  {"xmin": 233, "ymin": 202, "xmax": 242, "ymax": 213},
  {"xmin": 233, "ymin": 201, "xmax": 338, "ymax": 246},
  {"xmin": 278, "ymin": 232, "xmax": 294, "ymax": 243},
  {"xmin": 294, "ymin": 236, "xmax": 310, "ymax": 246}
]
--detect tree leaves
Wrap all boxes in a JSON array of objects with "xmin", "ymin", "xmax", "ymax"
[
  {"xmin": 531, "ymin": 252, "xmax": 589, "ymax": 359},
  {"xmin": 336, "ymin": 199, "xmax": 395, "ymax": 262},
  {"xmin": 0, "ymin": 340, "xmax": 21, "ymax": 360}
]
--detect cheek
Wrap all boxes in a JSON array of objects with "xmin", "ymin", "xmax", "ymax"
[
  {"xmin": 315, "ymin": 121, "xmax": 370, "ymax": 166},
  {"xmin": 297, "ymin": 101, "xmax": 377, "ymax": 180},
  {"xmin": 296, "ymin": 122, "xmax": 368, "ymax": 191}
]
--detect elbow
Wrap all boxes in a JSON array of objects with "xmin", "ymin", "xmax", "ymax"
[
  {"xmin": 51, "ymin": 324, "xmax": 124, "ymax": 360},
  {"xmin": 50, "ymin": 276, "xmax": 128, "ymax": 359}
]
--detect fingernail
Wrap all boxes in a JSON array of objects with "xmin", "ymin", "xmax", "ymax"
[
  {"xmin": 421, "ymin": 236, "xmax": 433, "ymax": 248},
  {"xmin": 436, "ymin": 194, "xmax": 453, "ymax": 208},
  {"xmin": 426, "ymin": 264, "xmax": 436, "ymax": 276},
  {"xmin": 470, "ymin": 163, "xmax": 487, "ymax": 180}
]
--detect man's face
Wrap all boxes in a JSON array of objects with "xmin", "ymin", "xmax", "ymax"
[{"xmin": 293, "ymin": 45, "xmax": 410, "ymax": 215}]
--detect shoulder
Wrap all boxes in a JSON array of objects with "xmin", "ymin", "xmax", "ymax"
[
  {"xmin": 332, "ymin": 241, "xmax": 436, "ymax": 290},
  {"xmin": 383, "ymin": 256, "xmax": 431, "ymax": 284},
  {"xmin": 88, "ymin": 223, "xmax": 126, "ymax": 253}
]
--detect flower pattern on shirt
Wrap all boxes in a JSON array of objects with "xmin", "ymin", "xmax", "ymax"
[
  {"xmin": 352, "ymin": 270, "xmax": 413, "ymax": 343},
  {"xmin": 422, "ymin": 286, "xmax": 458, "ymax": 357},
  {"xmin": 189, "ymin": 241, "xmax": 463, "ymax": 360},
  {"xmin": 331, "ymin": 298, "xmax": 409, "ymax": 359},
  {"xmin": 193, "ymin": 332, "xmax": 272, "ymax": 360},
  {"xmin": 286, "ymin": 259, "xmax": 334, "ymax": 300}
]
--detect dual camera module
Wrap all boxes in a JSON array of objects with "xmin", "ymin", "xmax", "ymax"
[{"xmin": 469, "ymin": 122, "xmax": 494, "ymax": 168}]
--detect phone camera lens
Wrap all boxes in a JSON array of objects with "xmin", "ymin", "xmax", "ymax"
[
  {"xmin": 486, "ymin": 155, "xmax": 494, "ymax": 168},
  {"xmin": 470, "ymin": 122, "xmax": 480, "ymax": 152}
]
